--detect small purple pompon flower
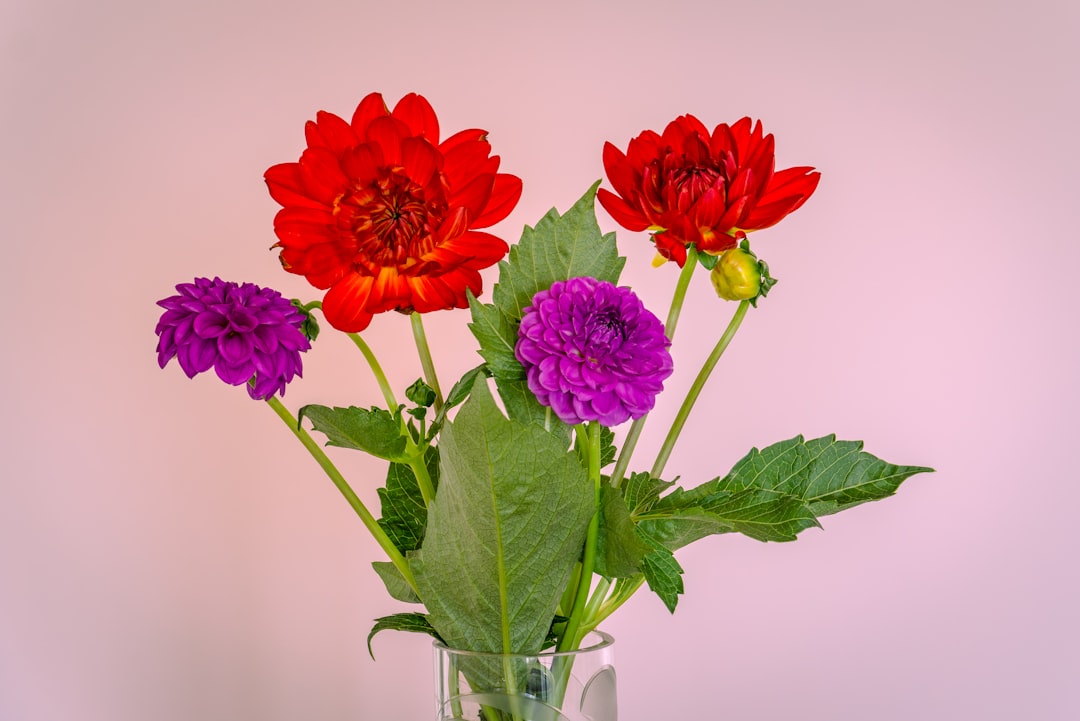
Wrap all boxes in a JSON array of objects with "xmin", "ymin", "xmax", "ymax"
[
  {"xmin": 515, "ymin": 277, "xmax": 673, "ymax": 426},
  {"xmin": 155, "ymin": 277, "xmax": 311, "ymax": 400}
]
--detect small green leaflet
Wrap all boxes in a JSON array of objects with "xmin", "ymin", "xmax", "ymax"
[
  {"xmin": 297, "ymin": 404, "xmax": 407, "ymax": 460},
  {"xmin": 637, "ymin": 529, "xmax": 685, "ymax": 614},
  {"xmin": 623, "ymin": 472, "xmax": 674, "ymax": 515},
  {"xmin": 377, "ymin": 448, "xmax": 439, "ymax": 553},
  {"xmin": 467, "ymin": 299, "xmax": 524, "ymax": 381},
  {"xmin": 371, "ymin": 561, "xmax": 420, "ymax": 604},
  {"xmin": 366, "ymin": 613, "xmax": 442, "ymax": 659},
  {"xmin": 431, "ymin": 364, "xmax": 491, "ymax": 430},
  {"xmin": 595, "ymin": 485, "xmax": 653, "ymax": 579}
]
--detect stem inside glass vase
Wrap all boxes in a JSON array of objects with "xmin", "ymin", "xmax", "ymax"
[{"xmin": 433, "ymin": 632, "xmax": 617, "ymax": 721}]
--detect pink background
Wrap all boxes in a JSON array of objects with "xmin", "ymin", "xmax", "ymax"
[{"xmin": 2, "ymin": 0, "xmax": 1077, "ymax": 719}]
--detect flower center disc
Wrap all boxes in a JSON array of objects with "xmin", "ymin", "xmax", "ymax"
[{"xmin": 338, "ymin": 166, "xmax": 447, "ymax": 271}]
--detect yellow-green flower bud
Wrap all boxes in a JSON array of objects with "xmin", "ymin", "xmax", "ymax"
[{"xmin": 710, "ymin": 247, "xmax": 762, "ymax": 301}]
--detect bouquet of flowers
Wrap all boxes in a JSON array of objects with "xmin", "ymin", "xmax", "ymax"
[{"xmin": 155, "ymin": 92, "xmax": 931, "ymax": 718}]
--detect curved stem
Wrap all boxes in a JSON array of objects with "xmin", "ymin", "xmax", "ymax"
[
  {"xmin": 265, "ymin": 396, "xmax": 418, "ymax": 594},
  {"xmin": 609, "ymin": 245, "xmax": 699, "ymax": 487},
  {"xmin": 650, "ymin": 299, "xmax": 750, "ymax": 479},
  {"xmin": 346, "ymin": 333, "xmax": 398, "ymax": 409},
  {"xmin": 558, "ymin": 422, "xmax": 602, "ymax": 653},
  {"xmin": 410, "ymin": 313, "xmax": 443, "ymax": 416},
  {"xmin": 592, "ymin": 576, "xmax": 645, "ymax": 627}
]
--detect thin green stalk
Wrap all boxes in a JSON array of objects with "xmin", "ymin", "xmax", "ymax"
[
  {"xmin": 592, "ymin": 576, "xmax": 645, "ymax": 626},
  {"xmin": 558, "ymin": 423, "xmax": 602, "ymax": 653},
  {"xmin": 410, "ymin": 313, "xmax": 443, "ymax": 415},
  {"xmin": 265, "ymin": 396, "xmax": 418, "ymax": 594},
  {"xmin": 405, "ymin": 446, "xmax": 436, "ymax": 507},
  {"xmin": 345, "ymin": 333, "xmax": 397, "ymax": 409},
  {"xmin": 580, "ymin": 576, "xmax": 611, "ymax": 631},
  {"xmin": 661, "ymin": 244, "xmax": 699, "ymax": 344},
  {"xmin": 650, "ymin": 299, "xmax": 750, "ymax": 479},
  {"xmin": 609, "ymin": 245, "xmax": 699, "ymax": 487}
]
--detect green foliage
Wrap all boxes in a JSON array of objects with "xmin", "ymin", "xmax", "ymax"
[
  {"xmin": 371, "ymin": 561, "xmax": 420, "ymax": 604},
  {"xmin": 623, "ymin": 472, "xmax": 674, "ymax": 515},
  {"xmin": 468, "ymin": 300, "xmax": 524, "ymax": 381},
  {"xmin": 636, "ymin": 435, "xmax": 931, "ymax": 551},
  {"xmin": 366, "ymin": 613, "xmax": 442, "ymax": 658},
  {"xmin": 598, "ymin": 426, "xmax": 617, "ymax": 469},
  {"xmin": 495, "ymin": 378, "xmax": 571, "ymax": 443},
  {"xmin": 297, "ymin": 405, "xmax": 406, "ymax": 461},
  {"xmin": 490, "ymin": 180, "xmax": 625, "ymax": 320},
  {"xmin": 377, "ymin": 448, "xmax": 439, "ymax": 553},
  {"xmin": 290, "ymin": 299, "xmax": 321, "ymax": 341},
  {"xmin": 595, "ymin": 486, "xmax": 652, "ymax": 579},
  {"xmin": 432, "ymin": 364, "xmax": 491, "ymax": 429},
  {"xmin": 468, "ymin": 184, "xmax": 626, "ymax": 404},
  {"xmin": 637, "ymin": 535, "xmax": 685, "ymax": 614},
  {"xmin": 409, "ymin": 378, "xmax": 594, "ymax": 655}
]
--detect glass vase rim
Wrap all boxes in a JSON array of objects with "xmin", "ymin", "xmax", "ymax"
[{"xmin": 432, "ymin": 630, "xmax": 615, "ymax": 659}]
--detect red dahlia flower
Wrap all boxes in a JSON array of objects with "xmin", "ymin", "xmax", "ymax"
[
  {"xmin": 265, "ymin": 93, "xmax": 522, "ymax": 332},
  {"xmin": 597, "ymin": 116, "xmax": 820, "ymax": 267}
]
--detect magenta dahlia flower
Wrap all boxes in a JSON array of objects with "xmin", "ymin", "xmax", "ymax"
[
  {"xmin": 155, "ymin": 277, "xmax": 311, "ymax": 400},
  {"xmin": 515, "ymin": 277, "xmax": 673, "ymax": 426}
]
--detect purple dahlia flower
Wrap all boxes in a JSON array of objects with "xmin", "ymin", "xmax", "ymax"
[
  {"xmin": 155, "ymin": 277, "xmax": 311, "ymax": 400},
  {"xmin": 515, "ymin": 277, "xmax": 673, "ymax": 426}
]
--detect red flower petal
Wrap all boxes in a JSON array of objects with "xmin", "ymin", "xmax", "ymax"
[
  {"xmin": 364, "ymin": 116, "xmax": 407, "ymax": 166},
  {"xmin": 265, "ymin": 163, "xmax": 325, "ymax": 210},
  {"xmin": 400, "ymin": 136, "xmax": 441, "ymax": 187},
  {"xmin": 351, "ymin": 93, "xmax": 389, "ymax": 133},
  {"xmin": 322, "ymin": 274, "xmax": 376, "ymax": 332},
  {"xmin": 340, "ymin": 143, "xmax": 382, "ymax": 187},
  {"xmin": 392, "ymin": 93, "xmax": 439, "ymax": 143},
  {"xmin": 602, "ymin": 142, "xmax": 641, "ymax": 201},
  {"xmin": 597, "ymin": 188, "xmax": 650, "ymax": 231},
  {"xmin": 304, "ymin": 111, "xmax": 357, "ymax": 154},
  {"xmin": 472, "ymin": 173, "xmax": 522, "ymax": 228},
  {"xmin": 298, "ymin": 148, "xmax": 348, "ymax": 204}
]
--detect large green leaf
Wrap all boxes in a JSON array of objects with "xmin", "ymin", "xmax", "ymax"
[
  {"xmin": 636, "ymin": 435, "xmax": 933, "ymax": 549},
  {"xmin": 491, "ymin": 181, "xmax": 624, "ymax": 320},
  {"xmin": 409, "ymin": 379, "xmax": 593, "ymax": 655},
  {"xmin": 297, "ymin": 404, "xmax": 406, "ymax": 460}
]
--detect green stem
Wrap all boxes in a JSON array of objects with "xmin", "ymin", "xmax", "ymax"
[
  {"xmin": 558, "ymin": 423, "xmax": 602, "ymax": 653},
  {"xmin": 592, "ymin": 576, "xmax": 645, "ymax": 626},
  {"xmin": 609, "ymin": 245, "xmax": 699, "ymax": 487},
  {"xmin": 650, "ymin": 299, "xmax": 750, "ymax": 479},
  {"xmin": 345, "ymin": 333, "xmax": 398, "ymax": 409},
  {"xmin": 661, "ymin": 244, "xmax": 699, "ymax": 344},
  {"xmin": 265, "ymin": 396, "xmax": 418, "ymax": 594},
  {"xmin": 410, "ymin": 313, "xmax": 443, "ymax": 416},
  {"xmin": 580, "ymin": 576, "xmax": 611, "ymax": 632},
  {"xmin": 405, "ymin": 444, "xmax": 436, "ymax": 507}
]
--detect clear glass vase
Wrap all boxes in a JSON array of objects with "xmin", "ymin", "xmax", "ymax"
[{"xmin": 433, "ymin": 631, "xmax": 617, "ymax": 721}]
